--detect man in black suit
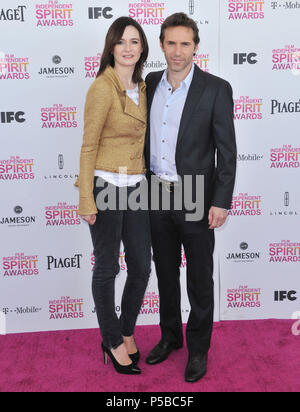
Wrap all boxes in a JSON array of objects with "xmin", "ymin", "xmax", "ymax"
[{"xmin": 145, "ymin": 13, "xmax": 237, "ymax": 382}]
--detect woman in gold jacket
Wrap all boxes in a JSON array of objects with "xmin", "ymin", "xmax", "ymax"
[{"xmin": 76, "ymin": 17, "xmax": 151, "ymax": 375}]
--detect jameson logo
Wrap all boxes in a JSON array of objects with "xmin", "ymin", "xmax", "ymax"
[
  {"xmin": 226, "ymin": 242, "xmax": 260, "ymax": 263},
  {"xmin": 0, "ymin": 6, "xmax": 26, "ymax": 21},
  {"xmin": 38, "ymin": 56, "xmax": 75, "ymax": 78},
  {"xmin": 2, "ymin": 253, "xmax": 39, "ymax": 277},
  {"xmin": 0, "ymin": 206, "xmax": 36, "ymax": 227}
]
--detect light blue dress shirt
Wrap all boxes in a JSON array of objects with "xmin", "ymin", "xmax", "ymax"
[{"xmin": 150, "ymin": 64, "xmax": 195, "ymax": 182}]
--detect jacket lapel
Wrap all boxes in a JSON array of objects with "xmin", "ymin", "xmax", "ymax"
[
  {"xmin": 124, "ymin": 82, "xmax": 146, "ymax": 124},
  {"xmin": 175, "ymin": 66, "xmax": 207, "ymax": 153},
  {"xmin": 147, "ymin": 71, "xmax": 164, "ymax": 113}
]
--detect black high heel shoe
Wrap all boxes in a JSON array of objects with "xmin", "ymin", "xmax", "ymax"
[
  {"xmin": 129, "ymin": 350, "xmax": 140, "ymax": 364},
  {"xmin": 101, "ymin": 343, "xmax": 141, "ymax": 375},
  {"xmin": 126, "ymin": 337, "xmax": 140, "ymax": 364}
]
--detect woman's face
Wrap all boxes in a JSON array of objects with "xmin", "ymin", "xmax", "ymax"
[{"xmin": 113, "ymin": 25, "xmax": 143, "ymax": 69}]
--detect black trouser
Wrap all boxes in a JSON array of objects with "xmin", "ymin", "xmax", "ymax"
[
  {"xmin": 89, "ymin": 177, "xmax": 152, "ymax": 350},
  {"xmin": 149, "ymin": 183, "xmax": 215, "ymax": 356}
]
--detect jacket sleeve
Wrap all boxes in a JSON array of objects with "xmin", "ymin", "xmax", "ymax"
[
  {"xmin": 212, "ymin": 80, "xmax": 237, "ymax": 210},
  {"xmin": 76, "ymin": 77, "xmax": 112, "ymax": 215}
]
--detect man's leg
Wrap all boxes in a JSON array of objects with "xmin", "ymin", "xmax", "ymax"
[
  {"xmin": 150, "ymin": 209, "xmax": 184, "ymax": 346},
  {"xmin": 182, "ymin": 227, "xmax": 215, "ymax": 356}
]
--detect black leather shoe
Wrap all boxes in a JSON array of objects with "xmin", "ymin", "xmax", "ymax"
[
  {"xmin": 146, "ymin": 341, "xmax": 182, "ymax": 365},
  {"xmin": 185, "ymin": 353, "xmax": 208, "ymax": 383}
]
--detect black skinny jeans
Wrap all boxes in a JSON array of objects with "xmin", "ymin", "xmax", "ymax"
[{"xmin": 89, "ymin": 177, "xmax": 151, "ymax": 350}]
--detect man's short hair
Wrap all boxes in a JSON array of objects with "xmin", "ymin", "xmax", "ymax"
[{"xmin": 160, "ymin": 13, "xmax": 200, "ymax": 45}]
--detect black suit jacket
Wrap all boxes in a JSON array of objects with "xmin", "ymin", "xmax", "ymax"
[{"xmin": 145, "ymin": 65, "xmax": 237, "ymax": 213}]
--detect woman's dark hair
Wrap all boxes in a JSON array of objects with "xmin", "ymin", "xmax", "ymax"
[
  {"xmin": 160, "ymin": 13, "xmax": 200, "ymax": 45},
  {"xmin": 97, "ymin": 17, "xmax": 149, "ymax": 83}
]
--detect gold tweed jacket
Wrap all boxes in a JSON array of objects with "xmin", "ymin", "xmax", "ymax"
[{"xmin": 75, "ymin": 66, "xmax": 147, "ymax": 215}]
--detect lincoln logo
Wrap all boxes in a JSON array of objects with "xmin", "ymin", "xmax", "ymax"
[
  {"xmin": 58, "ymin": 154, "xmax": 64, "ymax": 170},
  {"xmin": 189, "ymin": 0, "xmax": 195, "ymax": 15},
  {"xmin": 284, "ymin": 192, "xmax": 289, "ymax": 207}
]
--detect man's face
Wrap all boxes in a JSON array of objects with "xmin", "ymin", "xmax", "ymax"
[{"xmin": 161, "ymin": 26, "xmax": 199, "ymax": 73}]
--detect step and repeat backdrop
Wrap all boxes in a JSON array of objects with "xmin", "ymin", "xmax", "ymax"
[{"xmin": 0, "ymin": 0, "xmax": 299, "ymax": 334}]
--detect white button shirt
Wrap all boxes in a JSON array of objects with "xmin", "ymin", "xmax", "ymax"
[{"xmin": 150, "ymin": 64, "xmax": 195, "ymax": 182}]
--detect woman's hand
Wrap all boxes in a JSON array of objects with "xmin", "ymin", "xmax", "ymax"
[{"xmin": 81, "ymin": 214, "xmax": 97, "ymax": 226}]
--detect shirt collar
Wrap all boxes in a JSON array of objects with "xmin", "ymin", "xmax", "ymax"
[{"xmin": 160, "ymin": 63, "xmax": 195, "ymax": 90}]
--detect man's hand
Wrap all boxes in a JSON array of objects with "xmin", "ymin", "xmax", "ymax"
[
  {"xmin": 81, "ymin": 214, "xmax": 97, "ymax": 226},
  {"xmin": 208, "ymin": 207, "xmax": 228, "ymax": 230}
]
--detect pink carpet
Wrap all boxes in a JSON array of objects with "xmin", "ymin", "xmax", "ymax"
[{"xmin": 0, "ymin": 320, "xmax": 299, "ymax": 392}]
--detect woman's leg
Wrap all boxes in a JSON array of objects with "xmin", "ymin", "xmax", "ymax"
[
  {"xmin": 120, "ymin": 205, "xmax": 152, "ymax": 339},
  {"xmin": 90, "ymin": 205, "xmax": 124, "ymax": 350}
]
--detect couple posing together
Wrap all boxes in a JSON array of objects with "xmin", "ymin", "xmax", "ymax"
[{"xmin": 75, "ymin": 13, "xmax": 237, "ymax": 383}]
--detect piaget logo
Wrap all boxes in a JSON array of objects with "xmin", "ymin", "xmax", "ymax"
[{"xmin": 0, "ymin": 5, "xmax": 26, "ymax": 22}]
